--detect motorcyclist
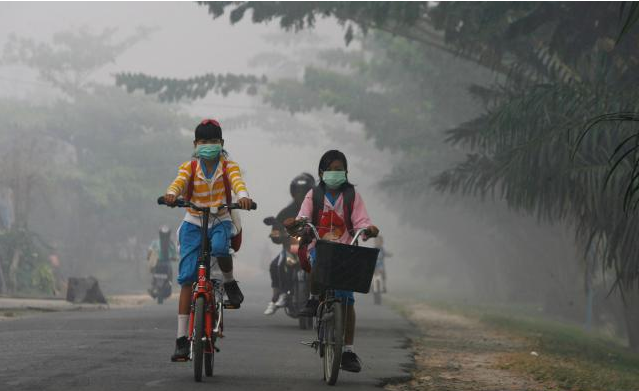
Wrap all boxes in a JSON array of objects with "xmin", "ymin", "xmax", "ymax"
[
  {"xmin": 264, "ymin": 173, "xmax": 315, "ymax": 315},
  {"xmin": 147, "ymin": 225, "xmax": 178, "ymax": 298},
  {"xmin": 374, "ymin": 235, "xmax": 388, "ymax": 293}
]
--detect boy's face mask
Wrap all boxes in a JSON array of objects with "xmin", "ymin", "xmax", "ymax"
[
  {"xmin": 322, "ymin": 170, "xmax": 347, "ymax": 189},
  {"xmin": 195, "ymin": 143, "xmax": 222, "ymax": 160}
]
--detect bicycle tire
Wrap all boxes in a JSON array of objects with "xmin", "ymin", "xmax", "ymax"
[
  {"xmin": 193, "ymin": 296, "xmax": 205, "ymax": 382},
  {"xmin": 323, "ymin": 301, "xmax": 344, "ymax": 385}
]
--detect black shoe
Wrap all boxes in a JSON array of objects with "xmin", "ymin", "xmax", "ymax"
[
  {"xmin": 341, "ymin": 351, "xmax": 362, "ymax": 372},
  {"xmin": 224, "ymin": 280, "xmax": 244, "ymax": 307},
  {"xmin": 298, "ymin": 298, "xmax": 319, "ymax": 318},
  {"xmin": 171, "ymin": 336, "xmax": 189, "ymax": 362}
]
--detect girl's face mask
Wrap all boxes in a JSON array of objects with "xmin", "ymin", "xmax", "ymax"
[
  {"xmin": 322, "ymin": 170, "xmax": 347, "ymax": 189},
  {"xmin": 195, "ymin": 143, "xmax": 222, "ymax": 160}
]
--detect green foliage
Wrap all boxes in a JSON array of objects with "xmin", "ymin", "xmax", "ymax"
[
  {"xmin": 1, "ymin": 28, "xmax": 196, "ymax": 293},
  {"xmin": 115, "ymin": 72, "xmax": 265, "ymax": 102},
  {"xmin": 2, "ymin": 27, "xmax": 154, "ymax": 94},
  {"xmin": 0, "ymin": 228, "xmax": 54, "ymax": 294}
]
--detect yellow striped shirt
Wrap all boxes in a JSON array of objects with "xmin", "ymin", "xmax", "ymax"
[{"xmin": 166, "ymin": 157, "xmax": 249, "ymax": 218}]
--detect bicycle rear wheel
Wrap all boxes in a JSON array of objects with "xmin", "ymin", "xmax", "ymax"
[
  {"xmin": 322, "ymin": 301, "xmax": 344, "ymax": 385},
  {"xmin": 193, "ymin": 296, "xmax": 205, "ymax": 382}
]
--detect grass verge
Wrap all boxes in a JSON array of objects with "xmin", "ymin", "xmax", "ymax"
[{"xmin": 425, "ymin": 300, "xmax": 639, "ymax": 391}]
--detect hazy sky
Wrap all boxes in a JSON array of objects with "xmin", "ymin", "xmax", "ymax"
[{"xmin": 0, "ymin": 2, "xmax": 428, "ymax": 293}]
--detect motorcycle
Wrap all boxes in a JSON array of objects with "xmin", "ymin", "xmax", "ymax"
[
  {"xmin": 264, "ymin": 216, "xmax": 314, "ymax": 330},
  {"xmin": 149, "ymin": 262, "xmax": 172, "ymax": 304},
  {"xmin": 147, "ymin": 228, "xmax": 175, "ymax": 304}
]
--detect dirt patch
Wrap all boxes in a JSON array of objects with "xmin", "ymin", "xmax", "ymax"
[{"xmin": 387, "ymin": 303, "xmax": 558, "ymax": 391}]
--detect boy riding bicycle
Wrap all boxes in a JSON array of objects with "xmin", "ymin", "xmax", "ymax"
[{"xmin": 163, "ymin": 119, "xmax": 253, "ymax": 362}]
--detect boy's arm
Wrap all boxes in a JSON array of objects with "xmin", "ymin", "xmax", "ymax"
[
  {"xmin": 225, "ymin": 161, "xmax": 249, "ymax": 199},
  {"xmin": 166, "ymin": 161, "xmax": 191, "ymax": 196}
]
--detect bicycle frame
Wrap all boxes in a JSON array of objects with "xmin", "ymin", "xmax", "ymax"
[{"xmin": 187, "ymin": 206, "xmax": 220, "ymax": 356}]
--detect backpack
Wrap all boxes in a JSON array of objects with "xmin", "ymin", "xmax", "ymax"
[
  {"xmin": 311, "ymin": 184, "xmax": 356, "ymax": 236},
  {"xmin": 185, "ymin": 159, "xmax": 243, "ymax": 252}
]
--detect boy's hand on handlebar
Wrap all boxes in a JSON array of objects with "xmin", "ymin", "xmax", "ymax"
[
  {"xmin": 164, "ymin": 193, "xmax": 177, "ymax": 206},
  {"xmin": 238, "ymin": 197, "xmax": 253, "ymax": 210}
]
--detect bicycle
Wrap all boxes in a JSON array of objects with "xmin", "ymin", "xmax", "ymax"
[
  {"xmin": 158, "ymin": 196, "xmax": 257, "ymax": 382},
  {"xmin": 289, "ymin": 219, "xmax": 379, "ymax": 385}
]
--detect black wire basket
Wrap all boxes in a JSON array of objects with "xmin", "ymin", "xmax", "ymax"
[{"xmin": 313, "ymin": 240, "xmax": 380, "ymax": 294}]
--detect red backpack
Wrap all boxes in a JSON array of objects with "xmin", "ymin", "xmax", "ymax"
[{"xmin": 185, "ymin": 159, "xmax": 242, "ymax": 252}]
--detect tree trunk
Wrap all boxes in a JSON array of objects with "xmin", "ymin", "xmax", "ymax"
[
  {"xmin": 623, "ymin": 287, "xmax": 639, "ymax": 352},
  {"xmin": 8, "ymin": 248, "xmax": 21, "ymax": 294},
  {"xmin": 0, "ymin": 254, "xmax": 6, "ymax": 295}
]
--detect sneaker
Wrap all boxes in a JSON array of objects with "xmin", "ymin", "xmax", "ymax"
[
  {"xmin": 340, "ymin": 351, "xmax": 362, "ymax": 372},
  {"xmin": 264, "ymin": 301, "xmax": 278, "ymax": 315},
  {"xmin": 170, "ymin": 336, "xmax": 189, "ymax": 362},
  {"xmin": 275, "ymin": 293, "xmax": 287, "ymax": 307},
  {"xmin": 224, "ymin": 280, "xmax": 244, "ymax": 307},
  {"xmin": 298, "ymin": 298, "xmax": 319, "ymax": 318}
]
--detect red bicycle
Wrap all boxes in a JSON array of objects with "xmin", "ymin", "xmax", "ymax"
[{"xmin": 158, "ymin": 196, "xmax": 256, "ymax": 381}]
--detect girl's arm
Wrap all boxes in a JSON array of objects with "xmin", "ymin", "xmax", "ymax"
[
  {"xmin": 350, "ymin": 192, "xmax": 372, "ymax": 230},
  {"xmin": 296, "ymin": 189, "xmax": 314, "ymax": 220}
]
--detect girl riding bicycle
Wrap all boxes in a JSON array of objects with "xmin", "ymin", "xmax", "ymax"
[
  {"xmin": 290, "ymin": 149, "xmax": 379, "ymax": 373},
  {"xmin": 164, "ymin": 119, "xmax": 253, "ymax": 362}
]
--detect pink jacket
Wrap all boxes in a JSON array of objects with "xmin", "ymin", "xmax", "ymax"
[{"xmin": 297, "ymin": 187, "xmax": 372, "ymax": 246}]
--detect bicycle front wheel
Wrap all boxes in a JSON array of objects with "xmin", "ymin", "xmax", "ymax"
[
  {"xmin": 322, "ymin": 300, "xmax": 344, "ymax": 385},
  {"xmin": 193, "ymin": 296, "xmax": 205, "ymax": 382}
]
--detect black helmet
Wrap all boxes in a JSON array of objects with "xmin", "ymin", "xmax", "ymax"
[{"xmin": 290, "ymin": 173, "xmax": 315, "ymax": 197}]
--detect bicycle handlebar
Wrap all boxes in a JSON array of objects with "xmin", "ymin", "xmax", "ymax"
[
  {"xmin": 289, "ymin": 218, "xmax": 371, "ymax": 245},
  {"xmin": 157, "ymin": 196, "xmax": 257, "ymax": 211}
]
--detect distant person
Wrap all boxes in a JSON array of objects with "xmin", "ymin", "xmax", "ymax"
[
  {"xmin": 287, "ymin": 149, "xmax": 379, "ymax": 373},
  {"xmin": 163, "ymin": 119, "xmax": 254, "ymax": 362},
  {"xmin": 264, "ymin": 173, "xmax": 315, "ymax": 315},
  {"xmin": 147, "ymin": 226, "xmax": 177, "ymax": 279},
  {"xmin": 374, "ymin": 235, "xmax": 389, "ymax": 293}
]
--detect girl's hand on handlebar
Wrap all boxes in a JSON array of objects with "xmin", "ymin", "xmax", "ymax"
[
  {"xmin": 283, "ymin": 217, "xmax": 297, "ymax": 228},
  {"xmin": 164, "ymin": 193, "xmax": 177, "ymax": 206},
  {"xmin": 238, "ymin": 197, "xmax": 253, "ymax": 210},
  {"xmin": 365, "ymin": 225, "xmax": 379, "ymax": 239}
]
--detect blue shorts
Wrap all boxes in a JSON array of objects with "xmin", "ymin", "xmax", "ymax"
[
  {"xmin": 177, "ymin": 220, "xmax": 233, "ymax": 285},
  {"xmin": 309, "ymin": 248, "xmax": 355, "ymax": 305}
]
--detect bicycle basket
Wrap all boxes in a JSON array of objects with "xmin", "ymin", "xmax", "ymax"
[{"xmin": 313, "ymin": 240, "xmax": 380, "ymax": 293}]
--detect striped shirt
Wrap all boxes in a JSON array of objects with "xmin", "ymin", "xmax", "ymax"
[{"xmin": 166, "ymin": 157, "xmax": 249, "ymax": 227}]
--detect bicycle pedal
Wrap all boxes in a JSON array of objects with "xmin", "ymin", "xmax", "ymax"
[
  {"xmin": 300, "ymin": 340, "xmax": 319, "ymax": 349},
  {"xmin": 223, "ymin": 301, "xmax": 240, "ymax": 309}
]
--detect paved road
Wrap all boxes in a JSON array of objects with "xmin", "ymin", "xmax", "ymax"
[{"xmin": 0, "ymin": 290, "xmax": 412, "ymax": 390}]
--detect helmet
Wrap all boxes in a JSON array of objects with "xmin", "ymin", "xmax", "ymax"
[
  {"xmin": 290, "ymin": 173, "xmax": 315, "ymax": 197},
  {"xmin": 159, "ymin": 225, "xmax": 170, "ymax": 235}
]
